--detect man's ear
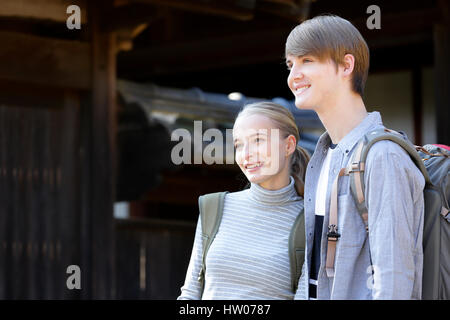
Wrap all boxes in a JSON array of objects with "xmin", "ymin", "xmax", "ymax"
[{"xmin": 342, "ymin": 54, "xmax": 355, "ymax": 77}]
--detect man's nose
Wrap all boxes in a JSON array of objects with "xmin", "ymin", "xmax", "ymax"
[{"xmin": 289, "ymin": 65, "xmax": 303, "ymax": 81}]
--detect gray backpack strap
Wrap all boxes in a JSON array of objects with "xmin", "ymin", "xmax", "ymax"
[
  {"xmin": 289, "ymin": 208, "xmax": 305, "ymax": 292},
  {"xmin": 197, "ymin": 191, "xmax": 228, "ymax": 291},
  {"xmin": 349, "ymin": 128, "xmax": 431, "ymax": 228}
]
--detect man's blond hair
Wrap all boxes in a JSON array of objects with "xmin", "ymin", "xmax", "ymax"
[{"xmin": 285, "ymin": 15, "xmax": 369, "ymax": 96}]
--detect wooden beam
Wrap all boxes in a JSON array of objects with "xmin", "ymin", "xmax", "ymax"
[
  {"xmin": 88, "ymin": 0, "xmax": 117, "ymax": 299},
  {"xmin": 433, "ymin": 1, "xmax": 450, "ymax": 145},
  {"xmin": 0, "ymin": 31, "xmax": 90, "ymax": 89},
  {"xmin": 118, "ymin": 28, "xmax": 290, "ymax": 77},
  {"xmin": 412, "ymin": 67, "xmax": 423, "ymax": 145},
  {"xmin": 257, "ymin": 0, "xmax": 311, "ymax": 22},
  {"xmin": 0, "ymin": 0, "xmax": 86, "ymax": 22},
  {"xmin": 131, "ymin": 0, "xmax": 254, "ymax": 21},
  {"xmin": 118, "ymin": 7, "xmax": 437, "ymax": 78},
  {"xmin": 108, "ymin": 3, "xmax": 165, "ymax": 31}
]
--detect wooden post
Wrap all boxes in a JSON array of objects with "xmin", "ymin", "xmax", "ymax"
[
  {"xmin": 88, "ymin": 1, "xmax": 117, "ymax": 299},
  {"xmin": 434, "ymin": 1, "xmax": 450, "ymax": 145},
  {"xmin": 412, "ymin": 67, "xmax": 423, "ymax": 146}
]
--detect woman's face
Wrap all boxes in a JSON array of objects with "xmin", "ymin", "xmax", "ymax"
[{"xmin": 233, "ymin": 114, "xmax": 295, "ymax": 190}]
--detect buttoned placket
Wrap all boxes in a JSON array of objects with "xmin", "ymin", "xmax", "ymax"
[
  {"xmin": 304, "ymin": 112, "xmax": 387, "ymax": 299},
  {"xmin": 316, "ymin": 147, "xmax": 346, "ymax": 299}
]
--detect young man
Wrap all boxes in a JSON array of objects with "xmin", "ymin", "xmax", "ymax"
[{"xmin": 285, "ymin": 15, "xmax": 425, "ymax": 299}]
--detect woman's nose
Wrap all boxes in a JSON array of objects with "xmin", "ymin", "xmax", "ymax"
[{"xmin": 243, "ymin": 143, "xmax": 250, "ymax": 161}]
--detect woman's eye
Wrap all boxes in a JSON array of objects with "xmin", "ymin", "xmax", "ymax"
[{"xmin": 254, "ymin": 137, "xmax": 264, "ymax": 144}]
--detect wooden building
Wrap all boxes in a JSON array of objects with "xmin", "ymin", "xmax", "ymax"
[{"xmin": 0, "ymin": 0, "xmax": 448, "ymax": 299}]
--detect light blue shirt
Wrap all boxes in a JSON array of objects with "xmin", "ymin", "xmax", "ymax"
[{"xmin": 300, "ymin": 111, "xmax": 425, "ymax": 299}]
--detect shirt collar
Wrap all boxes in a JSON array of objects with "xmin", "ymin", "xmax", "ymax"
[
  {"xmin": 316, "ymin": 111, "xmax": 383, "ymax": 154},
  {"xmin": 249, "ymin": 176, "xmax": 301, "ymax": 205}
]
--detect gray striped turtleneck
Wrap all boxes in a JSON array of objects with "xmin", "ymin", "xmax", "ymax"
[{"xmin": 178, "ymin": 176, "xmax": 305, "ymax": 300}]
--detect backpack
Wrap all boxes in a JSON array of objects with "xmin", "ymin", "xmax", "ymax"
[
  {"xmin": 327, "ymin": 127, "xmax": 450, "ymax": 299},
  {"xmin": 196, "ymin": 191, "xmax": 305, "ymax": 294}
]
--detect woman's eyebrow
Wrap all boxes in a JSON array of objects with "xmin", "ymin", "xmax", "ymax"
[
  {"xmin": 234, "ymin": 131, "xmax": 268, "ymax": 142},
  {"xmin": 249, "ymin": 132, "xmax": 268, "ymax": 137}
]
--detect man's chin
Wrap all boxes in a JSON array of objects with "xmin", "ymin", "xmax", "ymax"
[{"xmin": 294, "ymin": 100, "xmax": 313, "ymax": 110}]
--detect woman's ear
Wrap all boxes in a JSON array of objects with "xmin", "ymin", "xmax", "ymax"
[{"xmin": 286, "ymin": 135, "xmax": 297, "ymax": 157}]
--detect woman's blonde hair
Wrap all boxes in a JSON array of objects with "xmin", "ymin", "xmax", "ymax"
[{"xmin": 235, "ymin": 101, "xmax": 310, "ymax": 197}]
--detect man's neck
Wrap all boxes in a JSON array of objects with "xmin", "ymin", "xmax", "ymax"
[{"xmin": 316, "ymin": 93, "xmax": 368, "ymax": 144}]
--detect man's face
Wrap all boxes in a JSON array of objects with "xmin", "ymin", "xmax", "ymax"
[{"xmin": 286, "ymin": 54, "xmax": 341, "ymax": 111}]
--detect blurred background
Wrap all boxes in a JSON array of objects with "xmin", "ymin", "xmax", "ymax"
[{"xmin": 0, "ymin": 0, "xmax": 448, "ymax": 299}]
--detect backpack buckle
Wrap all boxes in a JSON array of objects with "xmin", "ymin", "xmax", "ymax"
[
  {"xmin": 327, "ymin": 224, "xmax": 340, "ymax": 241},
  {"xmin": 348, "ymin": 161, "xmax": 365, "ymax": 173}
]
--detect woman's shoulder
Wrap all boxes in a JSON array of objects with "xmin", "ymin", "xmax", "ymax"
[
  {"xmin": 198, "ymin": 189, "xmax": 250, "ymax": 203},
  {"xmin": 224, "ymin": 189, "xmax": 250, "ymax": 201}
]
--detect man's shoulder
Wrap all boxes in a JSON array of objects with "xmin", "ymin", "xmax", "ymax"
[
  {"xmin": 364, "ymin": 139, "xmax": 424, "ymax": 181},
  {"xmin": 367, "ymin": 138, "xmax": 411, "ymax": 157},
  {"xmin": 356, "ymin": 124, "xmax": 411, "ymax": 160}
]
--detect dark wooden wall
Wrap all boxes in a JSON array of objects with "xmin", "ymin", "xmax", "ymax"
[
  {"xmin": 115, "ymin": 218, "xmax": 195, "ymax": 299},
  {"xmin": 0, "ymin": 0, "xmax": 117, "ymax": 299},
  {"xmin": 0, "ymin": 84, "xmax": 86, "ymax": 299}
]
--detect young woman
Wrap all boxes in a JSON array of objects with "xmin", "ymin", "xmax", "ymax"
[{"xmin": 178, "ymin": 101, "xmax": 310, "ymax": 300}]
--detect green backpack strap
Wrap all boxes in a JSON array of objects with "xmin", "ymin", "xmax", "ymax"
[
  {"xmin": 349, "ymin": 128, "xmax": 431, "ymax": 229},
  {"xmin": 289, "ymin": 208, "xmax": 305, "ymax": 292},
  {"xmin": 197, "ymin": 191, "xmax": 305, "ymax": 294},
  {"xmin": 197, "ymin": 191, "xmax": 228, "ymax": 291}
]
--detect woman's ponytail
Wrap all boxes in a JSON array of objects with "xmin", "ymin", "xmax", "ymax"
[{"xmin": 291, "ymin": 145, "xmax": 310, "ymax": 197}]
